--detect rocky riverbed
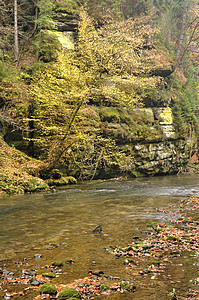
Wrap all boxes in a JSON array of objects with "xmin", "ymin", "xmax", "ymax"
[{"xmin": 0, "ymin": 195, "xmax": 198, "ymax": 299}]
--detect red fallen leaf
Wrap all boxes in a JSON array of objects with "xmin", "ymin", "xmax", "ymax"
[{"xmin": 36, "ymin": 275, "xmax": 48, "ymax": 282}]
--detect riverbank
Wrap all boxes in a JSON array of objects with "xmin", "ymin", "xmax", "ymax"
[
  {"xmin": 0, "ymin": 136, "xmax": 48, "ymax": 195},
  {"xmin": 0, "ymin": 193, "xmax": 198, "ymax": 299},
  {"xmin": 0, "ymin": 137, "xmax": 77, "ymax": 196}
]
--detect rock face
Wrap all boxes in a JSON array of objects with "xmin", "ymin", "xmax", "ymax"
[
  {"xmin": 133, "ymin": 139, "xmax": 189, "ymax": 176},
  {"xmin": 96, "ymin": 105, "xmax": 194, "ymax": 178},
  {"xmin": 53, "ymin": 10, "xmax": 78, "ymax": 32},
  {"xmin": 46, "ymin": 30, "xmax": 75, "ymax": 50},
  {"xmin": 122, "ymin": 106, "xmax": 193, "ymax": 176},
  {"xmin": 126, "ymin": 107, "xmax": 193, "ymax": 176}
]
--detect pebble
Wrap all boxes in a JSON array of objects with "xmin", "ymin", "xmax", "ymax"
[
  {"xmin": 3, "ymin": 270, "xmax": 12, "ymax": 276},
  {"xmin": 138, "ymin": 271, "xmax": 144, "ymax": 275},
  {"xmin": 22, "ymin": 270, "xmax": 35, "ymax": 276},
  {"xmin": 29, "ymin": 276, "xmax": 40, "ymax": 286},
  {"xmin": 34, "ymin": 254, "xmax": 42, "ymax": 259},
  {"xmin": 195, "ymin": 263, "xmax": 199, "ymax": 267},
  {"xmin": 30, "ymin": 280, "xmax": 40, "ymax": 286}
]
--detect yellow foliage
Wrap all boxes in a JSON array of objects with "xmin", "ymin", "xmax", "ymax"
[{"xmin": 30, "ymin": 9, "xmax": 170, "ymax": 170}]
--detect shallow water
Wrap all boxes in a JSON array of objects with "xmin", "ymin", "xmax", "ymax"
[{"xmin": 0, "ymin": 174, "xmax": 199, "ymax": 298}]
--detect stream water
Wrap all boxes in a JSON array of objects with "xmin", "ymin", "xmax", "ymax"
[{"xmin": 0, "ymin": 174, "xmax": 199, "ymax": 299}]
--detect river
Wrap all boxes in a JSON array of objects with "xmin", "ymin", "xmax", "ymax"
[{"xmin": 0, "ymin": 174, "xmax": 199, "ymax": 299}]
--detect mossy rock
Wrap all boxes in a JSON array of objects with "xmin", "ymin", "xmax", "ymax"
[
  {"xmin": 65, "ymin": 259, "xmax": 75, "ymax": 263},
  {"xmin": 182, "ymin": 219, "xmax": 191, "ymax": 223},
  {"xmin": 120, "ymin": 282, "xmax": 136, "ymax": 292},
  {"xmin": 52, "ymin": 261, "xmax": 63, "ymax": 267},
  {"xmin": 67, "ymin": 176, "xmax": 77, "ymax": 184},
  {"xmin": 39, "ymin": 283, "xmax": 57, "ymax": 295},
  {"xmin": 125, "ymin": 245, "xmax": 133, "ymax": 251},
  {"xmin": 117, "ymin": 246, "xmax": 124, "ymax": 252},
  {"xmin": 124, "ymin": 258, "xmax": 136, "ymax": 265},
  {"xmin": 138, "ymin": 244, "xmax": 151, "ymax": 250},
  {"xmin": 166, "ymin": 236, "xmax": 179, "ymax": 242},
  {"xmin": 100, "ymin": 284, "xmax": 110, "ymax": 292},
  {"xmin": 58, "ymin": 288, "xmax": 81, "ymax": 299},
  {"xmin": 23, "ymin": 178, "xmax": 48, "ymax": 192},
  {"xmin": 148, "ymin": 260, "xmax": 160, "ymax": 267},
  {"xmin": 52, "ymin": 178, "xmax": 69, "ymax": 186},
  {"xmin": 35, "ymin": 30, "xmax": 62, "ymax": 62},
  {"xmin": 46, "ymin": 176, "xmax": 77, "ymax": 186},
  {"xmin": 42, "ymin": 272, "xmax": 56, "ymax": 278}
]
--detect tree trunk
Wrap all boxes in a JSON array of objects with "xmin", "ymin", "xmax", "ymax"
[
  {"xmin": 147, "ymin": 0, "xmax": 154, "ymax": 45},
  {"xmin": 14, "ymin": 0, "xmax": 19, "ymax": 64},
  {"xmin": 176, "ymin": 0, "xmax": 188, "ymax": 60},
  {"xmin": 27, "ymin": 104, "xmax": 35, "ymax": 157}
]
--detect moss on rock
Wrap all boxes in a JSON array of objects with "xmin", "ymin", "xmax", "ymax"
[
  {"xmin": 120, "ymin": 282, "xmax": 136, "ymax": 292},
  {"xmin": 42, "ymin": 273, "xmax": 56, "ymax": 278},
  {"xmin": 52, "ymin": 261, "xmax": 63, "ymax": 267},
  {"xmin": 58, "ymin": 288, "xmax": 81, "ymax": 299},
  {"xmin": 39, "ymin": 283, "xmax": 57, "ymax": 295},
  {"xmin": 46, "ymin": 176, "xmax": 77, "ymax": 186},
  {"xmin": 99, "ymin": 284, "xmax": 110, "ymax": 292},
  {"xmin": 35, "ymin": 30, "xmax": 62, "ymax": 62}
]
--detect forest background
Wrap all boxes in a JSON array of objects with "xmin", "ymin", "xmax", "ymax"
[{"xmin": 0, "ymin": 0, "xmax": 198, "ymax": 195}]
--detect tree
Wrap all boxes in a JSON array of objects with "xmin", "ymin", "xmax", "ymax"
[
  {"xmin": 14, "ymin": 0, "xmax": 19, "ymax": 64},
  {"xmin": 29, "ymin": 9, "xmax": 169, "ymax": 173}
]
